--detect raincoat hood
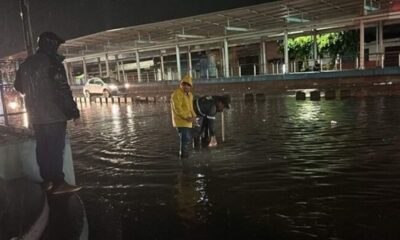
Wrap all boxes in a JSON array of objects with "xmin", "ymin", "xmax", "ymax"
[{"xmin": 181, "ymin": 75, "xmax": 193, "ymax": 87}]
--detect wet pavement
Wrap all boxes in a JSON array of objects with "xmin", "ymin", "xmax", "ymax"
[{"xmin": 53, "ymin": 96, "xmax": 400, "ymax": 239}]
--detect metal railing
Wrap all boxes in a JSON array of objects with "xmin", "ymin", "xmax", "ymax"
[{"xmin": 63, "ymin": 52, "xmax": 400, "ymax": 85}]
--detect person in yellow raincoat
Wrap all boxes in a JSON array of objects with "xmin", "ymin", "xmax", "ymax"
[{"xmin": 171, "ymin": 75, "xmax": 197, "ymax": 158}]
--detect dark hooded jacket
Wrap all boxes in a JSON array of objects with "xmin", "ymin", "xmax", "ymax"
[
  {"xmin": 14, "ymin": 49, "xmax": 79, "ymax": 124},
  {"xmin": 193, "ymin": 96, "xmax": 218, "ymax": 137}
]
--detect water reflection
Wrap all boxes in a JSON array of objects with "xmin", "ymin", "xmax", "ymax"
[
  {"xmin": 296, "ymin": 101, "xmax": 321, "ymax": 121},
  {"xmin": 68, "ymin": 97, "xmax": 400, "ymax": 240}
]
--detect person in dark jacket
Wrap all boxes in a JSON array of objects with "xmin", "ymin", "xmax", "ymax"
[
  {"xmin": 14, "ymin": 31, "xmax": 81, "ymax": 195},
  {"xmin": 192, "ymin": 95, "xmax": 230, "ymax": 148}
]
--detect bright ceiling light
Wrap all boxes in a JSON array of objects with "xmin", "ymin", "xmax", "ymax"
[
  {"xmin": 225, "ymin": 26, "xmax": 250, "ymax": 32},
  {"xmin": 285, "ymin": 16, "xmax": 310, "ymax": 23},
  {"xmin": 176, "ymin": 34, "xmax": 206, "ymax": 39}
]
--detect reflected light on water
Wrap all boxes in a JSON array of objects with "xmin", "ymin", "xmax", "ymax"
[
  {"xmin": 126, "ymin": 105, "xmax": 133, "ymax": 118},
  {"xmin": 296, "ymin": 101, "xmax": 321, "ymax": 121},
  {"xmin": 111, "ymin": 104, "xmax": 121, "ymax": 133}
]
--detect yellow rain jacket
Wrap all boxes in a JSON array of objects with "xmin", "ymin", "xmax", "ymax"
[{"xmin": 171, "ymin": 76, "xmax": 196, "ymax": 128}]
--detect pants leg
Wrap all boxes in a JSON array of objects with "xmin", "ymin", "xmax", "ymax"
[
  {"xmin": 201, "ymin": 118, "xmax": 210, "ymax": 147},
  {"xmin": 192, "ymin": 117, "xmax": 203, "ymax": 149},
  {"xmin": 33, "ymin": 122, "xmax": 67, "ymax": 184},
  {"xmin": 177, "ymin": 127, "xmax": 192, "ymax": 157}
]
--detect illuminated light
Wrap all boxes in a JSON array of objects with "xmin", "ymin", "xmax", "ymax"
[
  {"xmin": 124, "ymin": 83, "xmax": 130, "ymax": 89},
  {"xmin": 297, "ymin": 100, "xmax": 321, "ymax": 121},
  {"xmin": 289, "ymin": 30, "xmax": 304, "ymax": 35},
  {"xmin": 136, "ymin": 40, "xmax": 159, "ymax": 44},
  {"xmin": 176, "ymin": 34, "xmax": 206, "ymax": 39},
  {"xmin": 285, "ymin": 16, "xmax": 310, "ymax": 23},
  {"xmin": 8, "ymin": 101, "xmax": 19, "ymax": 110},
  {"xmin": 109, "ymin": 84, "xmax": 118, "ymax": 90},
  {"xmin": 106, "ymin": 27, "xmax": 126, "ymax": 32},
  {"xmin": 225, "ymin": 26, "xmax": 250, "ymax": 32}
]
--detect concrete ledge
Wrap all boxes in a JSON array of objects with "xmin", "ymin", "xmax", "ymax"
[
  {"xmin": 0, "ymin": 136, "xmax": 76, "ymax": 184},
  {"xmin": 0, "ymin": 126, "xmax": 87, "ymax": 240}
]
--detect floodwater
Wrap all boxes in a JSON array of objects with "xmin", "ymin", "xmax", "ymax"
[{"xmin": 68, "ymin": 96, "xmax": 400, "ymax": 240}]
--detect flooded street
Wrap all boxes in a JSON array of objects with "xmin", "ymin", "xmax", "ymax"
[{"xmin": 69, "ymin": 96, "xmax": 400, "ymax": 240}]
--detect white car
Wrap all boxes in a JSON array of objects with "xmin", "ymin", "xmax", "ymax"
[{"xmin": 83, "ymin": 77, "xmax": 129, "ymax": 98}]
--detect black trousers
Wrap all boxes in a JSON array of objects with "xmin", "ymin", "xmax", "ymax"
[
  {"xmin": 33, "ymin": 121, "xmax": 67, "ymax": 184},
  {"xmin": 192, "ymin": 116, "xmax": 211, "ymax": 149}
]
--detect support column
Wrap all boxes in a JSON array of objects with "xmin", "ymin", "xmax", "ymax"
[
  {"xmin": 284, "ymin": 30, "xmax": 289, "ymax": 74},
  {"xmin": 260, "ymin": 40, "xmax": 267, "ymax": 74},
  {"xmin": 223, "ymin": 38, "xmax": 230, "ymax": 78},
  {"xmin": 313, "ymin": 30, "xmax": 318, "ymax": 61},
  {"xmin": 220, "ymin": 48, "xmax": 225, "ymax": 78},
  {"xmin": 0, "ymin": 78, "xmax": 9, "ymax": 125},
  {"xmin": 120, "ymin": 60, "xmax": 126, "ymax": 82},
  {"xmin": 360, "ymin": 20, "xmax": 365, "ymax": 70},
  {"xmin": 160, "ymin": 52, "xmax": 165, "ymax": 80},
  {"xmin": 105, "ymin": 54, "xmax": 110, "ymax": 77},
  {"xmin": 115, "ymin": 55, "xmax": 121, "ymax": 82},
  {"xmin": 176, "ymin": 45, "xmax": 181, "ymax": 80},
  {"xmin": 187, "ymin": 47, "xmax": 192, "ymax": 77},
  {"xmin": 82, "ymin": 57, "xmax": 87, "ymax": 84},
  {"xmin": 63, "ymin": 62, "xmax": 71, "ymax": 85},
  {"xmin": 15, "ymin": 59, "xmax": 20, "ymax": 71},
  {"xmin": 136, "ymin": 51, "xmax": 141, "ymax": 82},
  {"xmin": 98, "ymin": 57, "xmax": 102, "ymax": 77},
  {"xmin": 379, "ymin": 21, "xmax": 384, "ymax": 68}
]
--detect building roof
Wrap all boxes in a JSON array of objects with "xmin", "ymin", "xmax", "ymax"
[{"xmin": 2, "ymin": 0, "xmax": 400, "ymax": 64}]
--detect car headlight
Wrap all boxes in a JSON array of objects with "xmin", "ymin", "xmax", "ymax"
[
  {"xmin": 109, "ymin": 84, "xmax": 118, "ymax": 90},
  {"xmin": 124, "ymin": 83, "xmax": 130, "ymax": 89}
]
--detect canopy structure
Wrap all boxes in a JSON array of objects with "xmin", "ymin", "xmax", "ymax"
[
  {"xmin": 58, "ymin": 0, "xmax": 400, "ymax": 61},
  {"xmin": 1, "ymin": 0, "xmax": 400, "ymax": 83}
]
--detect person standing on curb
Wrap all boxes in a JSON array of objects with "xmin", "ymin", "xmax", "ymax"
[
  {"xmin": 192, "ymin": 95, "xmax": 231, "ymax": 149},
  {"xmin": 171, "ymin": 75, "xmax": 196, "ymax": 158},
  {"xmin": 14, "ymin": 31, "xmax": 82, "ymax": 195}
]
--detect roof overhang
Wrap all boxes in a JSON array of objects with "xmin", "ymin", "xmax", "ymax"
[{"xmin": 2, "ymin": 0, "xmax": 400, "ymax": 64}]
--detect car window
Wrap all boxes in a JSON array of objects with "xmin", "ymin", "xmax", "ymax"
[
  {"xmin": 88, "ymin": 79, "xmax": 94, "ymax": 84},
  {"xmin": 94, "ymin": 80, "xmax": 103, "ymax": 85},
  {"xmin": 102, "ymin": 78, "xmax": 118, "ymax": 84}
]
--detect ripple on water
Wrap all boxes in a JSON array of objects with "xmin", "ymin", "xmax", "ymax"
[{"xmin": 69, "ymin": 97, "xmax": 400, "ymax": 239}]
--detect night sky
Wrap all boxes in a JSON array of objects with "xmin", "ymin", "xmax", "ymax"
[{"xmin": 0, "ymin": 0, "xmax": 269, "ymax": 58}]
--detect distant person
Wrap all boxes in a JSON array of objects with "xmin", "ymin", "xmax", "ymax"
[
  {"xmin": 14, "ymin": 31, "xmax": 82, "ymax": 194},
  {"xmin": 192, "ymin": 95, "xmax": 231, "ymax": 148},
  {"xmin": 171, "ymin": 75, "xmax": 197, "ymax": 158},
  {"xmin": 313, "ymin": 60, "xmax": 321, "ymax": 71}
]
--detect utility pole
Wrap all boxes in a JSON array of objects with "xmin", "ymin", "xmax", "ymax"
[{"xmin": 19, "ymin": 0, "xmax": 35, "ymax": 56}]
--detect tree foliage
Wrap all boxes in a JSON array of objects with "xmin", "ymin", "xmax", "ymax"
[{"xmin": 278, "ymin": 30, "xmax": 359, "ymax": 62}]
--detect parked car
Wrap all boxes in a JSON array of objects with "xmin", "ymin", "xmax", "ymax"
[{"xmin": 83, "ymin": 77, "xmax": 130, "ymax": 97}]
